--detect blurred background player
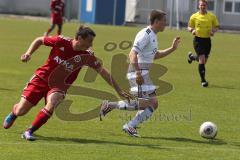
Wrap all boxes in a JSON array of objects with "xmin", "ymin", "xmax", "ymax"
[
  {"xmin": 3, "ymin": 25, "xmax": 131, "ymax": 141},
  {"xmin": 100, "ymin": 10, "xmax": 180, "ymax": 137},
  {"xmin": 44, "ymin": 0, "xmax": 65, "ymax": 36},
  {"xmin": 187, "ymin": 0, "xmax": 219, "ymax": 87}
]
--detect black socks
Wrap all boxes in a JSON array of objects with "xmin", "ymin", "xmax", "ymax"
[{"xmin": 198, "ymin": 64, "xmax": 206, "ymax": 82}]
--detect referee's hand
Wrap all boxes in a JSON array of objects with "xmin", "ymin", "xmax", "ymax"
[
  {"xmin": 191, "ymin": 30, "xmax": 196, "ymax": 35},
  {"xmin": 209, "ymin": 31, "xmax": 214, "ymax": 36}
]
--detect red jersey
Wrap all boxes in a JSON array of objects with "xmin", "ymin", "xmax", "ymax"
[
  {"xmin": 35, "ymin": 36, "xmax": 101, "ymax": 90},
  {"xmin": 51, "ymin": 0, "xmax": 64, "ymax": 17},
  {"xmin": 50, "ymin": 0, "xmax": 64, "ymax": 24}
]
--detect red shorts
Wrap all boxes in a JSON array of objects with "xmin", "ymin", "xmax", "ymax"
[
  {"xmin": 22, "ymin": 75, "xmax": 65, "ymax": 106},
  {"xmin": 51, "ymin": 15, "xmax": 63, "ymax": 25}
]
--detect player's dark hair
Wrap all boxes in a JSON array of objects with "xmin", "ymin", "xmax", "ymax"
[
  {"xmin": 75, "ymin": 25, "xmax": 96, "ymax": 40},
  {"xmin": 149, "ymin": 10, "xmax": 166, "ymax": 25}
]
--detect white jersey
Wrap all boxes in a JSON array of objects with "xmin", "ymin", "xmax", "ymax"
[
  {"xmin": 132, "ymin": 26, "xmax": 158, "ymax": 64},
  {"xmin": 128, "ymin": 26, "xmax": 158, "ymax": 96}
]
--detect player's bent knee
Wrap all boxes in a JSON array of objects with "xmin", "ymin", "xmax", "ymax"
[
  {"xmin": 152, "ymin": 102, "xmax": 158, "ymax": 110},
  {"xmin": 150, "ymin": 98, "xmax": 158, "ymax": 110},
  {"xmin": 47, "ymin": 98, "xmax": 62, "ymax": 109},
  {"xmin": 47, "ymin": 92, "xmax": 64, "ymax": 108},
  {"xmin": 198, "ymin": 55, "xmax": 206, "ymax": 64},
  {"xmin": 138, "ymin": 98, "xmax": 158, "ymax": 110}
]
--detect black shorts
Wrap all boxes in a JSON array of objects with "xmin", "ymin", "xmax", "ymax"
[{"xmin": 193, "ymin": 36, "xmax": 211, "ymax": 58}]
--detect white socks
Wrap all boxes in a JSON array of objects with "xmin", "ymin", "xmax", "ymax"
[
  {"xmin": 128, "ymin": 107, "xmax": 154, "ymax": 128},
  {"xmin": 109, "ymin": 100, "xmax": 138, "ymax": 111}
]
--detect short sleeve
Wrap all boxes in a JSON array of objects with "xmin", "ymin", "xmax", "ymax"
[
  {"xmin": 132, "ymin": 31, "xmax": 150, "ymax": 54},
  {"xmin": 43, "ymin": 36, "xmax": 60, "ymax": 47},
  {"xmin": 50, "ymin": 1, "xmax": 54, "ymax": 9},
  {"xmin": 188, "ymin": 15, "xmax": 195, "ymax": 28},
  {"xmin": 87, "ymin": 55, "xmax": 102, "ymax": 70},
  {"xmin": 212, "ymin": 14, "xmax": 219, "ymax": 28}
]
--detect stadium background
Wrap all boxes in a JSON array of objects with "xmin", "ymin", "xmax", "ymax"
[
  {"xmin": 0, "ymin": 0, "xmax": 240, "ymax": 160},
  {"xmin": 0, "ymin": 0, "xmax": 240, "ymax": 30}
]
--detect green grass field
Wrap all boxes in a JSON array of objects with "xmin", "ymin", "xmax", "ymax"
[{"xmin": 0, "ymin": 17, "xmax": 240, "ymax": 160}]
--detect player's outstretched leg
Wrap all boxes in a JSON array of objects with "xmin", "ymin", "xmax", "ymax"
[
  {"xmin": 99, "ymin": 97, "xmax": 155, "ymax": 120},
  {"xmin": 21, "ymin": 92, "xmax": 63, "ymax": 141},
  {"xmin": 99, "ymin": 99, "xmax": 140, "ymax": 120},
  {"xmin": 3, "ymin": 100, "xmax": 33, "ymax": 129}
]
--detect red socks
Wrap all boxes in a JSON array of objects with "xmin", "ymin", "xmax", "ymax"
[{"xmin": 28, "ymin": 108, "xmax": 52, "ymax": 133}]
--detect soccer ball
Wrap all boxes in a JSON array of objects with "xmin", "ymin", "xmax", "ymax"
[{"xmin": 199, "ymin": 121, "xmax": 217, "ymax": 139}]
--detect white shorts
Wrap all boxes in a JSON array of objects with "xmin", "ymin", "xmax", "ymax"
[{"xmin": 127, "ymin": 67, "xmax": 156, "ymax": 98}]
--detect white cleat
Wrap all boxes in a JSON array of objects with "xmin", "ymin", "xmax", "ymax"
[
  {"xmin": 122, "ymin": 124, "xmax": 140, "ymax": 137},
  {"xmin": 21, "ymin": 131, "xmax": 36, "ymax": 141},
  {"xmin": 99, "ymin": 100, "xmax": 112, "ymax": 121}
]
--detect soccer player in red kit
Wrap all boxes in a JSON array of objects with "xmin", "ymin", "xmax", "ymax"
[
  {"xmin": 3, "ymin": 25, "xmax": 131, "ymax": 141},
  {"xmin": 44, "ymin": 0, "xmax": 65, "ymax": 36}
]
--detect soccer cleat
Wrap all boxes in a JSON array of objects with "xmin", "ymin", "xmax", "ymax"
[
  {"xmin": 122, "ymin": 123, "xmax": 140, "ymax": 137},
  {"xmin": 99, "ymin": 100, "xmax": 113, "ymax": 121},
  {"xmin": 201, "ymin": 81, "xmax": 209, "ymax": 87},
  {"xmin": 187, "ymin": 52, "xmax": 193, "ymax": 64},
  {"xmin": 21, "ymin": 130, "xmax": 36, "ymax": 141},
  {"xmin": 3, "ymin": 112, "xmax": 17, "ymax": 129}
]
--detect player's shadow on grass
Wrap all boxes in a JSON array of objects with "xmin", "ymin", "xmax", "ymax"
[
  {"xmin": 34, "ymin": 134, "xmax": 168, "ymax": 150},
  {"xmin": 142, "ymin": 136, "xmax": 227, "ymax": 145},
  {"xmin": 231, "ymin": 142, "xmax": 240, "ymax": 148},
  {"xmin": 209, "ymin": 84, "xmax": 239, "ymax": 90},
  {"xmin": 0, "ymin": 87, "xmax": 15, "ymax": 91}
]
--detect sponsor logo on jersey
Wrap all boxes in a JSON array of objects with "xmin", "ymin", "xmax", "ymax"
[
  {"xmin": 54, "ymin": 56, "xmax": 73, "ymax": 72},
  {"xmin": 74, "ymin": 55, "xmax": 81, "ymax": 62}
]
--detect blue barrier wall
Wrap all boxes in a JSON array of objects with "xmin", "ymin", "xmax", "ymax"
[{"xmin": 80, "ymin": 0, "xmax": 125, "ymax": 25}]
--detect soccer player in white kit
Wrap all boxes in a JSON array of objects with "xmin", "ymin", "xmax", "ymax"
[{"xmin": 100, "ymin": 10, "xmax": 180, "ymax": 137}]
